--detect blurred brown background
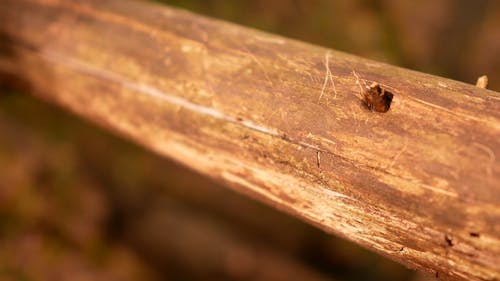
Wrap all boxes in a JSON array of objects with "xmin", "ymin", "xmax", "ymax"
[{"xmin": 1, "ymin": 1, "xmax": 499, "ymax": 281}]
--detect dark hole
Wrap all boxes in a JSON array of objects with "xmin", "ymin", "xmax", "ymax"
[
  {"xmin": 469, "ymin": 232, "xmax": 480, "ymax": 238},
  {"xmin": 444, "ymin": 234, "xmax": 454, "ymax": 247},
  {"xmin": 362, "ymin": 83, "xmax": 394, "ymax": 113}
]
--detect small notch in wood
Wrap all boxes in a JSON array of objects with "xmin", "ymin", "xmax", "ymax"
[
  {"xmin": 444, "ymin": 234, "xmax": 454, "ymax": 247},
  {"xmin": 363, "ymin": 83, "xmax": 393, "ymax": 113},
  {"xmin": 469, "ymin": 232, "xmax": 480, "ymax": 238}
]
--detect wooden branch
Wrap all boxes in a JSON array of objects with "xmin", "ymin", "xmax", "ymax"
[{"xmin": 1, "ymin": 0, "xmax": 499, "ymax": 280}]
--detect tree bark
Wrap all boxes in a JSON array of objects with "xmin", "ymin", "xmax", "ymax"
[{"xmin": 0, "ymin": 0, "xmax": 499, "ymax": 280}]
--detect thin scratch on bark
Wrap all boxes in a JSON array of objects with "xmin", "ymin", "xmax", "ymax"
[
  {"xmin": 352, "ymin": 70, "xmax": 365, "ymax": 99},
  {"xmin": 319, "ymin": 54, "xmax": 330, "ymax": 102},
  {"xmin": 326, "ymin": 54, "xmax": 338, "ymax": 99},
  {"xmin": 319, "ymin": 52, "xmax": 338, "ymax": 102},
  {"xmin": 319, "ymin": 137, "xmax": 337, "ymax": 147},
  {"xmin": 305, "ymin": 133, "xmax": 337, "ymax": 147},
  {"xmin": 322, "ymin": 188, "xmax": 352, "ymax": 200},
  {"xmin": 388, "ymin": 138, "xmax": 409, "ymax": 170},
  {"xmin": 306, "ymin": 72, "xmax": 315, "ymax": 83},
  {"xmin": 407, "ymin": 96, "xmax": 499, "ymax": 130},
  {"xmin": 238, "ymin": 42, "xmax": 274, "ymax": 86},
  {"xmin": 316, "ymin": 151, "xmax": 321, "ymax": 168},
  {"xmin": 297, "ymin": 140, "xmax": 323, "ymax": 151},
  {"xmin": 421, "ymin": 183, "xmax": 457, "ymax": 197},
  {"xmin": 266, "ymin": 108, "xmax": 281, "ymax": 122},
  {"xmin": 472, "ymin": 142, "xmax": 496, "ymax": 176}
]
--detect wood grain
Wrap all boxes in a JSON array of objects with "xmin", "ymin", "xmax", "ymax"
[{"xmin": 0, "ymin": 0, "xmax": 499, "ymax": 280}]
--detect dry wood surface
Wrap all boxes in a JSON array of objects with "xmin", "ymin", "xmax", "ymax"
[{"xmin": 0, "ymin": 0, "xmax": 499, "ymax": 280}]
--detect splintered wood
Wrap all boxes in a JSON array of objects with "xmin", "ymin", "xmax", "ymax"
[
  {"xmin": 0, "ymin": 1, "xmax": 499, "ymax": 280},
  {"xmin": 476, "ymin": 75, "xmax": 489, "ymax": 89}
]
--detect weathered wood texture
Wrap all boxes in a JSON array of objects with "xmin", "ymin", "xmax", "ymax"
[{"xmin": 0, "ymin": 1, "xmax": 499, "ymax": 280}]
